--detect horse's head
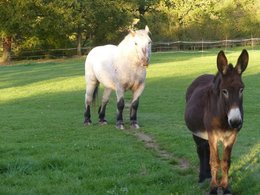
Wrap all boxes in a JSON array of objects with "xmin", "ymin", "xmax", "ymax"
[
  {"xmin": 215, "ymin": 50, "xmax": 249, "ymax": 129},
  {"xmin": 129, "ymin": 25, "xmax": 152, "ymax": 67}
]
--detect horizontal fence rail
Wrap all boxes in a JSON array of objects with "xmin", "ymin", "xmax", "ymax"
[
  {"xmin": 152, "ymin": 38, "xmax": 260, "ymax": 52},
  {"xmin": 1, "ymin": 38, "xmax": 260, "ymax": 60}
]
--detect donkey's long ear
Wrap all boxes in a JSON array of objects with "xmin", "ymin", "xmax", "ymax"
[
  {"xmin": 235, "ymin": 49, "xmax": 249, "ymax": 74},
  {"xmin": 217, "ymin": 50, "xmax": 228, "ymax": 75}
]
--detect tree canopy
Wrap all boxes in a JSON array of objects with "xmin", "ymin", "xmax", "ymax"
[{"xmin": 1, "ymin": 0, "xmax": 260, "ymax": 62}]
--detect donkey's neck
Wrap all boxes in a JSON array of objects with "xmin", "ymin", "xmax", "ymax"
[{"xmin": 208, "ymin": 87, "xmax": 229, "ymax": 128}]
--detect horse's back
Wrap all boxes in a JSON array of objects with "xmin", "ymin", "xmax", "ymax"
[
  {"xmin": 185, "ymin": 74, "xmax": 214, "ymax": 138},
  {"xmin": 85, "ymin": 45, "xmax": 118, "ymax": 89},
  {"xmin": 86, "ymin": 45, "xmax": 117, "ymax": 67}
]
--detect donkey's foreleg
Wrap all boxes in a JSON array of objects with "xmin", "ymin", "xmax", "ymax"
[
  {"xmin": 208, "ymin": 133, "xmax": 220, "ymax": 194},
  {"xmin": 220, "ymin": 134, "xmax": 237, "ymax": 193},
  {"xmin": 84, "ymin": 81, "xmax": 97, "ymax": 125},
  {"xmin": 116, "ymin": 88, "xmax": 125, "ymax": 129},
  {"xmin": 98, "ymin": 88, "xmax": 112, "ymax": 125},
  {"xmin": 130, "ymin": 83, "xmax": 145, "ymax": 129}
]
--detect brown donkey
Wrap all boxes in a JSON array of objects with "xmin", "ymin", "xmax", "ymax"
[{"xmin": 185, "ymin": 50, "xmax": 249, "ymax": 194}]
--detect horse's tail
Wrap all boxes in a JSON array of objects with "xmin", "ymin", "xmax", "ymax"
[{"xmin": 92, "ymin": 83, "xmax": 99, "ymax": 109}]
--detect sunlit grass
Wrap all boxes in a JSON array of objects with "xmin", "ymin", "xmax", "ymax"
[{"xmin": 0, "ymin": 49, "xmax": 259, "ymax": 194}]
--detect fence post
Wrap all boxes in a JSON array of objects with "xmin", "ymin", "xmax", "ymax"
[
  {"xmin": 201, "ymin": 39, "xmax": 204, "ymax": 53},
  {"xmin": 225, "ymin": 36, "xmax": 227, "ymax": 51},
  {"xmin": 251, "ymin": 34, "xmax": 254, "ymax": 50}
]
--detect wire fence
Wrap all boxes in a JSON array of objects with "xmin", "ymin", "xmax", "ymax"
[{"xmin": 1, "ymin": 38, "xmax": 260, "ymax": 60}]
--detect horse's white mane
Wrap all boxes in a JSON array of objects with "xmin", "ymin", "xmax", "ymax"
[{"xmin": 118, "ymin": 28, "xmax": 150, "ymax": 48}]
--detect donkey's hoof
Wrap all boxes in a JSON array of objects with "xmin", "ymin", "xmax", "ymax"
[
  {"xmin": 84, "ymin": 119, "xmax": 92, "ymax": 126},
  {"xmin": 131, "ymin": 121, "xmax": 140, "ymax": 129},
  {"xmin": 99, "ymin": 119, "xmax": 108, "ymax": 125},
  {"xmin": 116, "ymin": 121, "xmax": 124, "ymax": 130},
  {"xmin": 223, "ymin": 186, "xmax": 232, "ymax": 195},
  {"xmin": 209, "ymin": 187, "xmax": 218, "ymax": 195}
]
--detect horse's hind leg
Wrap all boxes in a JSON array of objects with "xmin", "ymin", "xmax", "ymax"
[
  {"xmin": 84, "ymin": 80, "xmax": 98, "ymax": 125},
  {"xmin": 115, "ymin": 88, "xmax": 125, "ymax": 129},
  {"xmin": 98, "ymin": 88, "xmax": 112, "ymax": 125},
  {"xmin": 193, "ymin": 135, "xmax": 211, "ymax": 183}
]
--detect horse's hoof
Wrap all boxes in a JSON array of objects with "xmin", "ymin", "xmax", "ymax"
[
  {"xmin": 84, "ymin": 119, "xmax": 92, "ymax": 126},
  {"xmin": 131, "ymin": 121, "xmax": 140, "ymax": 129},
  {"xmin": 116, "ymin": 121, "xmax": 124, "ymax": 130},
  {"xmin": 99, "ymin": 119, "xmax": 108, "ymax": 125}
]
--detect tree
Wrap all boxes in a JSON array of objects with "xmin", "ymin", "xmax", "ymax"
[{"xmin": 0, "ymin": 0, "xmax": 38, "ymax": 62}]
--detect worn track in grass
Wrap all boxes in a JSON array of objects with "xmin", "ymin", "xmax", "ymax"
[{"xmin": 131, "ymin": 129, "xmax": 189, "ymax": 169}]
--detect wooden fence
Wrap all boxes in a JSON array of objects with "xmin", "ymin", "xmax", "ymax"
[
  {"xmin": 1, "ymin": 38, "xmax": 260, "ymax": 60},
  {"xmin": 152, "ymin": 38, "xmax": 260, "ymax": 52}
]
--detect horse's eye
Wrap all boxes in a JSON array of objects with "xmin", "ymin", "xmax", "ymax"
[
  {"xmin": 135, "ymin": 42, "xmax": 138, "ymax": 46},
  {"xmin": 222, "ymin": 89, "xmax": 229, "ymax": 98}
]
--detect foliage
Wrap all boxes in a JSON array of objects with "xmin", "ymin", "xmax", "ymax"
[
  {"xmin": 1, "ymin": 0, "xmax": 260, "ymax": 61},
  {"xmin": 0, "ymin": 48, "xmax": 259, "ymax": 194}
]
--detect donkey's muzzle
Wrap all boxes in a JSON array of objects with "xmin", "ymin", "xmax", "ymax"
[
  {"xmin": 229, "ymin": 118, "xmax": 242, "ymax": 129},
  {"xmin": 228, "ymin": 107, "xmax": 242, "ymax": 129}
]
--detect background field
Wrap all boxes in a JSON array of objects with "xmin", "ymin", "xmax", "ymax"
[{"xmin": 0, "ymin": 49, "xmax": 259, "ymax": 194}]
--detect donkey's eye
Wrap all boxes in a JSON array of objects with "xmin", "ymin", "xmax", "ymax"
[
  {"xmin": 239, "ymin": 88, "xmax": 244, "ymax": 95},
  {"xmin": 222, "ymin": 89, "xmax": 229, "ymax": 97}
]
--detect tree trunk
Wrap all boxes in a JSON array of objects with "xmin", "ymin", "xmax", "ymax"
[
  {"xmin": 2, "ymin": 36, "xmax": 12, "ymax": 62},
  {"xmin": 77, "ymin": 27, "xmax": 82, "ymax": 56}
]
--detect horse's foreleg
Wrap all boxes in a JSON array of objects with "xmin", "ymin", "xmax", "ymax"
[
  {"xmin": 116, "ymin": 89, "xmax": 125, "ymax": 129},
  {"xmin": 84, "ymin": 81, "xmax": 97, "ymax": 125},
  {"xmin": 220, "ymin": 133, "xmax": 237, "ymax": 193},
  {"xmin": 130, "ymin": 98, "xmax": 139, "ymax": 128},
  {"xmin": 130, "ymin": 83, "xmax": 145, "ymax": 129},
  {"xmin": 208, "ymin": 133, "xmax": 220, "ymax": 194},
  {"xmin": 98, "ymin": 88, "xmax": 112, "ymax": 125}
]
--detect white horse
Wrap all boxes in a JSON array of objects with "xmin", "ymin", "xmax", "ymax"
[{"xmin": 84, "ymin": 26, "xmax": 152, "ymax": 129}]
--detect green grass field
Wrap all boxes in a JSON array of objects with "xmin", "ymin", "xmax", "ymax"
[{"xmin": 0, "ymin": 49, "xmax": 259, "ymax": 194}]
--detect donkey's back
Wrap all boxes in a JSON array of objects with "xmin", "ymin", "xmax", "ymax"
[{"xmin": 185, "ymin": 74, "xmax": 214, "ymax": 136}]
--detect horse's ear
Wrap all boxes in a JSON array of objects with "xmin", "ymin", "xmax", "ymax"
[
  {"xmin": 129, "ymin": 29, "xmax": 136, "ymax": 37},
  {"xmin": 235, "ymin": 49, "xmax": 248, "ymax": 74},
  {"xmin": 217, "ymin": 50, "xmax": 228, "ymax": 75},
  {"xmin": 145, "ymin": 25, "xmax": 150, "ymax": 33}
]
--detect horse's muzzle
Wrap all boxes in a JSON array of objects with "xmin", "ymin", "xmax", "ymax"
[{"xmin": 142, "ymin": 58, "xmax": 150, "ymax": 67}]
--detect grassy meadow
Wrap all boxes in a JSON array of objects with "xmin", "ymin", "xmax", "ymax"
[{"xmin": 0, "ymin": 49, "xmax": 259, "ymax": 194}]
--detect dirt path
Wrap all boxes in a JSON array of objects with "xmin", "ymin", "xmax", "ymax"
[
  {"xmin": 123, "ymin": 102, "xmax": 190, "ymax": 169},
  {"xmin": 124, "ymin": 128, "xmax": 190, "ymax": 169}
]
